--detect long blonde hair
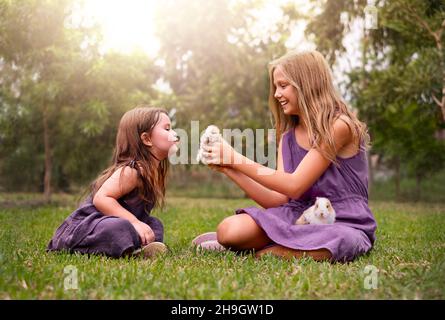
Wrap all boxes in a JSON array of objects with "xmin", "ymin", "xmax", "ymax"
[
  {"xmin": 90, "ymin": 106, "xmax": 169, "ymax": 210},
  {"xmin": 268, "ymin": 50, "xmax": 370, "ymax": 165}
]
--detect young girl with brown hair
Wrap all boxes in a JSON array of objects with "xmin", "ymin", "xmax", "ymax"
[{"xmin": 47, "ymin": 106, "xmax": 179, "ymax": 258}]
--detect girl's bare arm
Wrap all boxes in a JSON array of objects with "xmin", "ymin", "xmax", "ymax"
[
  {"xmin": 207, "ymin": 119, "xmax": 352, "ymax": 199},
  {"xmin": 218, "ymin": 136, "xmax": 288, "ymax": 208},
  {"xmin": 92, "ymin": 167, "xmax": 139, "ymax": 223}
]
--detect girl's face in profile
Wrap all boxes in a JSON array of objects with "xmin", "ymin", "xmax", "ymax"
[
  {"xmin": 146, "ymin": 113, "xmax": 179, "ymax": 159},
  {"xmin": 273, "ymin": 65, "xmax": 299, "ymax": 116}
]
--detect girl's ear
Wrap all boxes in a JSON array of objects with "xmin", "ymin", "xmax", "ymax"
[{"xmin": 140, "ymin": 132, "xmax": 153, "ymax": 147}]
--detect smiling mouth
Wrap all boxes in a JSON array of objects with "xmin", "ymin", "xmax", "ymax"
[{"xmin": 279, "ymin": 100, "xmax": 288, "ymax": 107}]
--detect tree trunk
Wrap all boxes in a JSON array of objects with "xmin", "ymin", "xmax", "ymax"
[
  {"xmin": 441, "ymin": 60, "xmax": 445, "ymax": 123},
  {"xmin": 394, "ymin": 157, "xmax": 400, "ymax": 201},
  {"xmin": 43, "ymin": 110, "xmax": 52, "ymax": 203},
  {"xmin": 438, "ymin": 39, "xmax": 445, "ymax": 123},
  {"xmin": 431, "ymin": 19, "xmax": 445, "ymax": 122},
  {"xmin": 415, "ymin": 174, "xmax": 422, "ymax": 202}
]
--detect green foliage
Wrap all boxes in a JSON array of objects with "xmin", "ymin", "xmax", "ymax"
[
  {"xmin": 0, "ymin": 0, "xmax": 160, "ymax": 192},
  {"xmin": 306, "ymin": 0, "xmax": 368, "ymax": 64},
  {"xmin": 154, "ymin": 0, "xmax": 295, "ymax": 130},
  {"xmin": 309, "ymin": 0, "xmax": 445, "ymax": 193},
  {"xmin": 1, "ymin": 0, "xmax": 444, "ymax": 200}
]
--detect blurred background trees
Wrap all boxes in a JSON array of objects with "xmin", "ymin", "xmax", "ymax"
[{"xmin": 1, "ymin": 0, "xmax": 444, "ymax": 202}]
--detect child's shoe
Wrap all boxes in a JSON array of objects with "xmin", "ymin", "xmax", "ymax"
[
  {"xmin": 197, "ymin": 240, "xmax": 226, "ymax": 251},
  {"xmin": 191, "ymin": 231, "xmax": 217, "ymax": 245},
  {"xmin": 192, "ymin": 232, "xmax": 226, "ymax": 251},
  {"xmin": 133, "ymin": 241, "xmax": 168, "ymax": 258}
]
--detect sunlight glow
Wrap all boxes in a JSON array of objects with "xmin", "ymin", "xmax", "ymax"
[
  {"xmin": 83, "ymin": 0, "xmax": 159, "ymax": 56},
  {"xmin": 81, "ymin": 0, "xmax": 314, "ymax": 57}
]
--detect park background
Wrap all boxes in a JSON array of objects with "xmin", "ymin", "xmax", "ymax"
[{"xmin": 0, "ymin": 0, "xmax": 444, "ymax": 299}]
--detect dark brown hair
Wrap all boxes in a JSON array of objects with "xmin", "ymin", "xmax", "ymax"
[{"xmin": 90, "ymin": 106, "xmax": 169, "ymax": 210}]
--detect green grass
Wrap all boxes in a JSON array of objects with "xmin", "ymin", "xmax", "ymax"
[{"xmin": 0, "ymin": 195, "xmax": 444, "ymax": 299}]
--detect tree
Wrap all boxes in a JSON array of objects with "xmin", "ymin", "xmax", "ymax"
[
  {"xmin": 153, "ymin": 0, "xmax": 299, "ymax": 168},
  {"xmin": 1, "ymin": 0, "xmax": 98, "ymax": 200},
  {"xmin": 0, "ymin": 0, "xmax": 160, "ymax": 199},
  {"xmin": 307, "ymin": 0, "xmax": 445, "ymax": 200}
]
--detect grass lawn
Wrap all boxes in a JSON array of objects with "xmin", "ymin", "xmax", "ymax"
[{"xmin": 0, "ymin": 194, "xmax": 444, "ymax": 299}]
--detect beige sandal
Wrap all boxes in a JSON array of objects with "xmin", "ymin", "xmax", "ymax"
[{"xmin": 133, "ymin": 242, "xmax": 168, "ymax": 258}]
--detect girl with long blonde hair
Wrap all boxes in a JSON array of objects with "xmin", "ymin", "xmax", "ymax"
[{"xmin": 193, "ymin": 50, "xmax": 377, "ymax": 262}]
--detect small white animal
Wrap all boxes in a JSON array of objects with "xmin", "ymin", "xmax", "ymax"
[
  {"xmin": 196, "ymin": 125, "xmax": 222, "ymax": 164},
  {"xmin": 295, "ymin": 197, "xmax": 336, "ymax": 225}
]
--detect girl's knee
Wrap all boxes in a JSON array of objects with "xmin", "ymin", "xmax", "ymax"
[
  {"xmin": 216, "ymin": 217, "xmax": 239, "ymax": 248},
  {"xmin": 216, "ymin": 214, "xmax": 267, "ymax": 249}
]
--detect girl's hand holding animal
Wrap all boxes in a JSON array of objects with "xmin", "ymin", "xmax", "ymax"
[
  {"xmin": 203, "ymin": 139, "xmax": 242, "ymax": 167},
  {"xmin": 131, "ymin": 220, "xmax": 155, "ymax": 246}
]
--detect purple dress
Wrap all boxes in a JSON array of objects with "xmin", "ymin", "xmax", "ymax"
[
  {"xmin": 236, "ymin": 128, "xmax": 377, "ymax": 262},
  {"xmin": 47, "ymin": 189, "xmax": 164, "ymax": 258}
]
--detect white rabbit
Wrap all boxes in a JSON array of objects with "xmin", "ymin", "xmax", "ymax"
[
  {"xmin": 196, "ymin": 125, "xmax": 222, "ymax": 164},
  {"xmin": 295, "ymin": 197, "xmax": 336, "ymax": 225}
]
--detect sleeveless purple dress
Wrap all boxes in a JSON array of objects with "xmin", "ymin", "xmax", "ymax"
[
  {"xmin": 47, "ymin": 171, "xmax": 164, "ymax": 258},
  {"xmin": 235, "ymin": 128, "xmax": 377, "ymax": 262}
]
